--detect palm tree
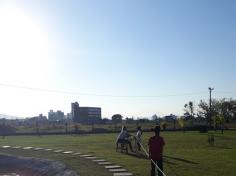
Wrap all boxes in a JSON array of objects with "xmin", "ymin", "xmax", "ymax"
[{"xmin": 184, "ymin": 101, "xmax": 195, "ymax": 119}]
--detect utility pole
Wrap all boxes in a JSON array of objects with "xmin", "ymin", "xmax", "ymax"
[{"xmin": 208, "ymin": 87, "xmax": 214, "ymax": 127}]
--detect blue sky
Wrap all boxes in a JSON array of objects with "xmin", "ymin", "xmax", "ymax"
[{"xmin": 0, "ymin": 0, "xmax": 235, "ymax": 118}]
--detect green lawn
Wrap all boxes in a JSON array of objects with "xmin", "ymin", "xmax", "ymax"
[{"xmin": 0, "ymin": 131, "xmax": 236, "ymax": 176}]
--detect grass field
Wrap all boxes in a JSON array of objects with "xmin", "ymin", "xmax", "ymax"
[{"xmin": 0, "ymin": 131, "xmax": 236, "ymax": 176}]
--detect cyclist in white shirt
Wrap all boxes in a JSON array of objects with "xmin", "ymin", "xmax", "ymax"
[{"xmin": 116, "ymin": 126, "xmax": 133, "ymax": 152}]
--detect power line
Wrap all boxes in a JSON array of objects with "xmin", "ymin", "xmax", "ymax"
[
  {"xmin": 0, "ymin": 82, "xmax": 207, "ymax": 98},
  {"xmin": 216, "ymin": 91, "xmax": 236, "ymax": 94}
]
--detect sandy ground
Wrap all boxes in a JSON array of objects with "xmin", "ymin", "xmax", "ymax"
[{"xmin": 0, "ymin": 155, "xmax": 79, "ymax": 176}]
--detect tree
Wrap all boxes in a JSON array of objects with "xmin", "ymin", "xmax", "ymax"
[
  {"xmin": 152, "ymin": 114, "xmax": 160, "ymax": 124},
  {"xmin": 138, "ymin": 118, "xmax": 150, "ymax": 123},
  {"xmin": 112, "ymin": 114, "xmax": 123, "ymax": 124},
  {"xmin": 125, "ymin": 117, "xmax": 134, "ymax": 124},
  {"xmin": 213, "ymin": 114, "xmax": 225, "ymax": 133},
  {"xmin": 101, "ymin": 118, "xmax": 110, "ymax": 124},
  {"xmin": 184, "ymin": 101, "xmax": 195, "ymax": 119},
  {"xmin": 198, "ymin": 100, "xmax": 209, "ymax": 118},
  {"xmin": 112, "ymin": 114, "xmax": 123, "ymax": 131},
  {"xmin": 198, "ymin": 98, "xmax": 236, "ymax": 125},
  {"xmin": 161, "ymin": 122, "xmax": 167, "ymax": 130},
  {"xmin": 198, "ymin": 99, "xmax": 216, "ymax": 126},
  {"xmin": 219, "ymin": 98, "xmax": 236, "ymax": 123},
  {"xmin": 178, "ymin": 118, "xmax": 185, "ymax": 132},
  {"xmin": 152, "ymin": 114, "xmax": 158, "ymax": 121}
]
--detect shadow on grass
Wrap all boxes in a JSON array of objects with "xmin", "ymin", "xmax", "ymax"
[
  {"xmin": 125, "ymin": 152, "xmax": 180, "ymax": 176},
  {"xmin": 124, "ymin": 153, "xmax": 199, "ymax": 165},
  {"xmin": 163, "ymin": 156, "xmax": 199, "ymax": 176},
  {"xmin": 213, "ymin": 135, "xmax": 232, "ymax": 140},
  {"xmin": 213, "ymin": 146, "xmax": 233, "ymax": 149},
  {"xmin": 164, "ymin": 155, "xmax": 199, "ymax": 164},
  {"xmin": 126, "ymin": 152, "xmax": 148, "ymax": 160},
  {"xmin": 164, "ymin": 159, "xmax": 178, "ymax": 165},
  {"xmin": 121, "ymin": 152, "xmax": 184, "ymax": 176},
  {"xmin": 164, "ymin": 161, "xmax": 180, "ymax": 176}
]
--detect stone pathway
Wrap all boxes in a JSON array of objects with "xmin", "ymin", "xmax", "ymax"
[{"xmin": 1, "ymin": 145, "xmax": 134, "ymax": 176}]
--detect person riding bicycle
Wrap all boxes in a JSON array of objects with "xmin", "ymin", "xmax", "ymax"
[{"xmin": 116, "ymin": 126, "xmax": 134, "ymax": 152}]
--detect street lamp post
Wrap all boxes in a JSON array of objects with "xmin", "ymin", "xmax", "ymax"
[{"xmin": 208, "ymin": 87, "xmax": 214, "ymax": 128}]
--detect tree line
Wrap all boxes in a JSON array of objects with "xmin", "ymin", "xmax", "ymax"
[{"xmin": 184, "ymin": 98, "xmax": 236, "ymax": 127}]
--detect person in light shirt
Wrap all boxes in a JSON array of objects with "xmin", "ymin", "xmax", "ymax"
[
  {"xmin": 136, "ymin": 126, "xmax": 143, "ymax": 151},
  {"xmin": 116, "ymin": 126, "xmax": 133, "ymax": 152}
]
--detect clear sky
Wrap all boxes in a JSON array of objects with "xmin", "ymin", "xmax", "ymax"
[{"xmin": 0, "ymin": 0, "xmax": 235, "ymax": 118}]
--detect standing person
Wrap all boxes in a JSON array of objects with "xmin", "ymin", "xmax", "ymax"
[
  {"xmin": 116, "ymin": 126, "xmax": 133, "ymax": 152},
  {"xmin": 136, "ymin": 126, "xmax": 143, "ymax": 151},
  {"xmin": 148, "ymin": 126, "xmax": 165, "ymax": 176}
]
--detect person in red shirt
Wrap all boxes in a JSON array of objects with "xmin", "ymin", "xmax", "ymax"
[{"xmin": 148, "ymin": 125, "xmax": 165, "ymax": 176}]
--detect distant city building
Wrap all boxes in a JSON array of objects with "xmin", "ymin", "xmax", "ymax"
[
  {"xmin": 66, "ymin": 113, "xmax": 72, "ymax": 119},
  {"xmin": 79, "ymin": 107, "xmax": 101, "ymax": 124},
  {"xmin": 71, "ymin": 102, "xmax": 101, "ymax": 124},
  {"xmin": 48, "ymin": 110, "xmax": 65, "ymax": 121},
  {"xmin": 71, "ymin": 102, "xmax": 80, "ymax": 122}
]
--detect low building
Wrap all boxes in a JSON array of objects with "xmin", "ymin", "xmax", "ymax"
[
  {"xmin": 24, "ymin": 114, "xmax": 48, "ymax": 126},
  {"xmin": 71, "ymin": 102, "xmax": 101, "ymax": 124},
  {"xmin": 79, "ymin": 107, "xmax": 101, "ymax": 124}
]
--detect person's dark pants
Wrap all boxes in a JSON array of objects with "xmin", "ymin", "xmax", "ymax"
[
  {"xmin": 151, "ymin": 159, "xmax": 163, "ymax": 176},
  {"xmin": 137, "ymin": 142, "xmax": 141, "ymax": 151},
  {"xmin": 124, "ymin": 139, "xmax": 133, "ymax": 151}
]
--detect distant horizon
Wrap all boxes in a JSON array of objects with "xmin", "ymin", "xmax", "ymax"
[
  {"xmin": 0, "ymin": 84, "xmax": 235, "ymax": 119},
  {"xmin": 0, "ymin": 82, "xmax": 236, "ymax": 118},
  {"xmin": 0, "ymin": 112, "xmax": 178, "ymax": 120}
]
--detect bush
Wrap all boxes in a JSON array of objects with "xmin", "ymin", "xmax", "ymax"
[
  {"xmin": 184, "ymin": 125, "xmax": 208, "ymax": 133},
  {"xmin": 92, "ymin": 128, "xmax": 110, "ymax": 133}
]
